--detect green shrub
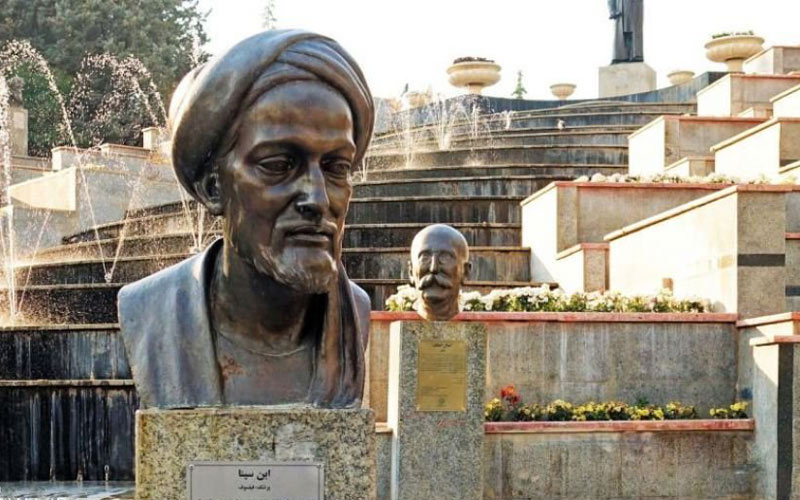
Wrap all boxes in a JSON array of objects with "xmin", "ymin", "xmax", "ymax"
[
  {"xmin": 544, "ymin": 400, "xmax": 574, "ymax": 421},
  {"xmin": 516, "ymin": 403, "xmax": 544, "ymax": 422},
  {"xmin": 665, "ymin": 401, "xmax": 698, "ymax": 420},
  {"xmin": 710, "ymin": 401, "xmax": 749, "ymax": 419},
  {"xmin": 484, "ymin": 398, "xmax": 504, "ymax": 422}
]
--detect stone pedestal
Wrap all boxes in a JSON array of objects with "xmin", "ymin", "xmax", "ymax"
[
  {"xmin": 135, "ymin": 407, "xmax": 375, "ymax": 500},
  {"xmin": 9, "ymin": 105, "xmax": 28, "ymax": 156},
  {"xmin": 387, "ymin": 320, "xmax": 487, "ymax": 500},
  {"xmin": 598, "ymin": 62, "xmax": 656, "ymax": 98}
]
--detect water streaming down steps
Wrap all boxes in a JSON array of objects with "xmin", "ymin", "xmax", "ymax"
[{"xmin": 0, "ymin": 94, "xmax": 701, "ymax": 480}]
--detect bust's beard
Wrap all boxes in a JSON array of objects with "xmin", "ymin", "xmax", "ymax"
[{"xmin": 252, "ymin": 246, "xmax": 338, "ymax": 294}]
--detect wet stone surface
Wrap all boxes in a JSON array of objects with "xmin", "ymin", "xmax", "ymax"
[{"xmin": 0, "ymin": 481, "xmax": 134, "ymax": 499}]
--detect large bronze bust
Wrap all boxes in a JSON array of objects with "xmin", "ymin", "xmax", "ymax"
[{"xmin": 118, "ymin": 30, "xmax": 373, "ymax": 409}]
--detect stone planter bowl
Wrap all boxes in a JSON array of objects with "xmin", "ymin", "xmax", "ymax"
[
  {"xmin": 447, "ymin": 60, "xmax": 501, "ymax": 95},
  {"xmin": 667, "ymin": 70, "xmax": 695, "ymax": 86},
  {"xmin": 705, "ymin": 35, "xmax": 765, "ymax": 72},
  {"xmin": 550, "ymin": 83, "xmax": 576, "ymax": 100}
]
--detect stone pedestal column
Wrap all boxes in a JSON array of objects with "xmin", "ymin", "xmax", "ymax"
[
  {"xmin": 598, "ymin": 62, "xmax": 656, "ymax": 97},
  {"xmin": 135, "ymin": 407, "xmax": 376, "ymax": 500},
  {"xmin": 387, "ymin": 320, "xmax": 487, "ymax": 500}
]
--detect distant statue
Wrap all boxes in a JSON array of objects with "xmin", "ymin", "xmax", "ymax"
[
  {"xmin": 608, "ymin": 0, "xmax": 644, "ymax": 64},
  {"xmin": 7, "ymin": 76, "xmax": 24, "ymax": 107},
  {"xmin": 118, "ymin": 29, "xmax": 374, "ymax": 409},
  {"xmin": 408, "ymin": 224, "xmax": 472, "ymax": 321}
]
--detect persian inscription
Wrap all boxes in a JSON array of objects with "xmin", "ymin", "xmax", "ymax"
[
  {"xmin": 187, "ymin": 462, "xmax": 323, "ymax": 500},
  {"xmin": 416, "ymin": 340, "xmax": 467, "ymax": 411}
]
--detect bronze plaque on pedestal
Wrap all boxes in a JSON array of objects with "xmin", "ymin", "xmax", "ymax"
[{"xmin": 416, "ymin": 340, "xmax": 467, "ymax": 411}]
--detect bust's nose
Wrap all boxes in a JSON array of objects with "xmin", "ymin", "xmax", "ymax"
[
  {"xmin": 428, "ymin": 254, "xmax": 441, "ymax": 274},
  {"xmin": 295, "ymin": 163, "xmax": 330, "ymax": 221}
]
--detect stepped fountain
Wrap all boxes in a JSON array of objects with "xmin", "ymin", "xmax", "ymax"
[{"xmin": 2, "ymin": 25, "xmax": 800, "ymax": 498}]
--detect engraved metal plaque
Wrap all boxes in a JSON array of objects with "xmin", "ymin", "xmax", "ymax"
[
  {"xmin": 187, "ymin": 461, "xmax": 323, "ymax": 500},
  {"xmin": 416, "ymin": 339, "xmax": 467, "ymax": 411}
]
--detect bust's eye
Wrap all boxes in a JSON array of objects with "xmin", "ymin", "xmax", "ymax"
[
  {"xmin": 322, "ymin": 158, "xmax": 353, "ymax": 178},
  {"xmin": 257, "ymin": 155, "xmax": 295, "ymax": 175}
]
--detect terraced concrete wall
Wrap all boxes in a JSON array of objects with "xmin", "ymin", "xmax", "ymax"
[
  {"xmin": 482, "ymin": 427, "xmax": 754, "ymax": 499},
  {"xmin": 375, "ymin": 423, "xmax": 754, "ymax": 500},
  {"xmin": 367, "ymin": 313, "xmax": 738, "ymax": 423},
  {"xmin": 773, "ymin": 84, "xmax": 800, "ymax": 118},
  {"xmin": 608, "ymin": 187, "xmax": 788, "ymax": 318},
  {"xmin": 523, "ymin": 183, "xmax": 725, "ymax": 286}
]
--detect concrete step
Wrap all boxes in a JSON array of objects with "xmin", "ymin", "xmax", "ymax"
[
  {"xmin": 372, "ymin": 107, "xmax": 693, "ymax": 145},
  {"xmin": 344, "ymin": 246, "xmax": 530, "ymax": 282},
  {"xmin": 17, "ymin": 246, "xmax": 531, "ymax": 285},
  {"xmin": 363, "ymin": 164, "xmax": 627, "ymax": 181},
  {"xmin": 45, "ymin": 223, "xmax": 521, "ymax": 259},
  {"xmin": 370, "ymin": 124, "xmax": 638, "ymax": 148},
  {"xmin": 345, "ymin": 222, "xmax": 520, "ymax": 247},
  {"xmin": 1, "ymin": 274, "xmax": 551, "ymax": 322},
  {"xmin": 62, "ymin": 193, "xmax": 529, "ymax": 245},
  {"xmin": 439, "ymin": 111, "xmax": 677, "ymax": 137},
  {"xmin": 62, "ymin": 209, "xmax": 214, "ymax": 245},
  {"xmin": 347, "ymin": 195, "xmax": 525, "ymax": 224},
  {"xmin": 365, "ymin": 145, "xmax": 628, "ymax": 170},
  {"xmin": 353, "ymin": 176, "xmax": 553, "ymax": 197},
  {"xmin": 369, "ymin": 130, "xmax": 633, "ymax": 152},
  {"xmin": 1, "ymin": 284, "xmax": 123, "ymax": 324}
]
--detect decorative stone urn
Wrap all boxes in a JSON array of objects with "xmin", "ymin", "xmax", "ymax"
[
  {"xmin": 550, "ymin": 83, "xmax": 576, "ymax": 100},
  {"xmin": 667, "ymin": 70, "xmax": 695, "ymax": 86},
  {"xmin": 705, "ymin": 34, "xmax": 764, "ymax": 72},
  {"xmin": 447, "ymin": 57, "xmax": 501, "ymax": 95}
]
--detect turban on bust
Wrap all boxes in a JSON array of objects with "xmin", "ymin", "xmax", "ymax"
[{"xmin": 168, "ymin": 29, "xmax": 374, "ymax": 199}]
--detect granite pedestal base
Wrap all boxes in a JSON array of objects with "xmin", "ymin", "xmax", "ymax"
[
  {"xmin": 135, "ymin": 407, "xmax": 375, "ymax": 500},
  {"xmin": 387, "ymin": 320, "xmax": 487, "ymax": 500},
  {"xmin": 599, "ymin": 62, "xmax": 656, "ymax": 97}
]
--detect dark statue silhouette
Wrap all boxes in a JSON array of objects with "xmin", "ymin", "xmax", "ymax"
[{"xmin": 608, "ymin": 0, "xmax": 644, "ymax": 64}]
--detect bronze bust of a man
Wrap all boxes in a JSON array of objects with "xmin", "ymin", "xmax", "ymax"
[
  {"xmin": 408, "ymin": 224, "xmax": 471, "ymax": 321},
  {"xmin": 118, "ymin": 30, "xmax": 373, "ymax": 409}
]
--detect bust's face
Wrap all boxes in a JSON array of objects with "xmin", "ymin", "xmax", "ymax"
[
  {"xmin": 409, "ymin": 227, "xmax": 470, "ymax": 320},
  {"xmin": 217, "ymin": 80, "xmax": 356, "ymax": 293}
]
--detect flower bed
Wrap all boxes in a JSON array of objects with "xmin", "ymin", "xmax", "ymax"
[
  {"xmin": 385, "ymin": 285, "xmax": 708, "ymax": 313},
  {"xmin": 574, "ymin": 171, "xmax": 799, "ymax": 185},
  {"xmin": 484, "ymin": 385, "xmax": 748, "ymax": 423}
]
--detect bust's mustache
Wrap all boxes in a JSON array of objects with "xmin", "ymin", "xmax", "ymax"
[{"xmin": 419, "ymin": 272, "xmax": 453, "ymax": 290}]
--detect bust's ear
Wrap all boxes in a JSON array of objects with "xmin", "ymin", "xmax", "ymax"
[
  {"xmin": 462, "ymin": 261, "xmax": 472, "ymax": 283},
  {"xmin": 407, "ymin": 260, "xmax": 414, "ymax": 285},
  {"xmin": 193, "ymin": 169, "xmax": 224, "ymax": 216}
]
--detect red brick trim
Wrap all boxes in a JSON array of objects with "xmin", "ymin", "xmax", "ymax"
[{"xmin": 484, "ymin": 419, "xmax": 754, "ymax": 434}]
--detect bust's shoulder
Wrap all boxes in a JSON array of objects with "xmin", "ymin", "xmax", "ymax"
[
  {"xmin": 348, "ymin": 280, "xmax": 371, "ymax": 316},
  {"xmin": 118, "ymin": 254, "xmax": 197, "ymax": 311},
  {"xmin": 348, "ymin": 280, "xmax": 371, "ymax": 345}
]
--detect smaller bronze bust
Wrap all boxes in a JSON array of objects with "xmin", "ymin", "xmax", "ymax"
[
  {"xmin": 408, "ymin": 224, "xmax": 471, "ymax": 321},
  {"xmin": 7, "ymin": 76, "xmax": 24, "ymax": 107}
]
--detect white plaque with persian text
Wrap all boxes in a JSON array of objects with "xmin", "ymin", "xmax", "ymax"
[{"xmin": 187, "ymin": 462, "xmax": 323, "ymax": 500}]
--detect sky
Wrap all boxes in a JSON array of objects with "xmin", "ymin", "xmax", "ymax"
[{"xmin": 198, "ymin": 0, "xmax": 800, "ymax": 100}]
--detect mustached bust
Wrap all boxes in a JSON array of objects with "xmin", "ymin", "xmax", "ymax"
[
  {"xmin": 408, "ymin": 224, "xmax": 472, "ymax": 321},
  {"xmin": 117, "ymin": 30, "xmax": 373, "ymax": 409}
]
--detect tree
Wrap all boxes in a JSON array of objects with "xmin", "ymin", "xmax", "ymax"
[
  {"xmin": 512, "ymin": 70, "xmax": 527, "ymax": 100},
  {"xmin": 0, "ymin": 0, "xmax": 209, "ymax": 155},
  {"xmin": 262, "ymin": 0, "xmax": 278, "ymax": 30}
]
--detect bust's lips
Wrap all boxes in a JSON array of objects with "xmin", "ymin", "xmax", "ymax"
[{"xmin": 285, "ymin": 223, "xmax": 336, "ymax": 245}]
